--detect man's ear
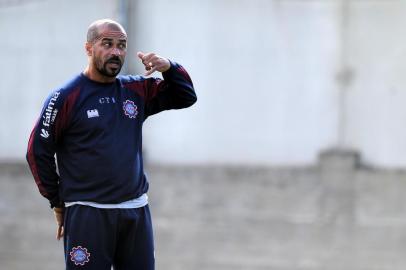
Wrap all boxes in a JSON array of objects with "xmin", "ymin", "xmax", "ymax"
[{"xmin": 85, "ymin": 42, "xmax": 92, "ymax": 56}]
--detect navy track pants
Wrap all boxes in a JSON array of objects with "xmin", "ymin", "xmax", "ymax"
[{"xmin": 63, "ymin": 205, "xmax": 154, "ymax": 270}]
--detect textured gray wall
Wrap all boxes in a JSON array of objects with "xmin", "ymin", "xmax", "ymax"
[{"xmin": 2, "ymin": 152, "xmax": 406, "ymax": 270}]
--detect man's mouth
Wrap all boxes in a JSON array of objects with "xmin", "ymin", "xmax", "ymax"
[
  {"xmin": 106, "ymin": 59, "xmax": 121, "ymax": 68},
  {"xmin": 107, "ymin": 62, "xmax": 120, "ymax": 68}
]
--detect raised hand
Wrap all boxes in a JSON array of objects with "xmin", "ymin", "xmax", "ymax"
[{"xmin": 137, "ymin": 51, "xmax": 171, "ymax": 76}]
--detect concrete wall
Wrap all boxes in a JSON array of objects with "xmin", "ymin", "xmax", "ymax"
[
  {"xmin": 3, "ymin": 152, "xmax": 406, "ymax": 270},
  {"xmin": 342, "ymin": 1, "xmax": 406, "ymax": 167},
  {"xmin": 1, "ymin": 0, "xmax": 406, "ymax": 167}
]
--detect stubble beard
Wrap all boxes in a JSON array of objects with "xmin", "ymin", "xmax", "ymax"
[{"xmin": 96, "ymin": 57, "xmax": 123, "ymax": 78}]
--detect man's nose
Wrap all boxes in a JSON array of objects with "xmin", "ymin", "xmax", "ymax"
[{"xmin": 111, "ymin": 47, "xmax": 121, "ymax": 56}]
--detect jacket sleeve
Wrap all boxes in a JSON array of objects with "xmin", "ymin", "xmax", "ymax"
[
  {"xmin": 144, "ymin": 61, "xmax": 197, "ymax": 117},
  {"xmin": 26, "ymin": 90, "xmax": 68, "ymax": 208}
]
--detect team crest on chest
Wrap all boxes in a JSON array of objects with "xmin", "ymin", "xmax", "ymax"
[
  {"xmin": 123, "ymin": 100, "xmax": 138, "ymax": 119},
  {"xmin": 70, "ymin": 246, "xmax": 90, "ymax": 266}
]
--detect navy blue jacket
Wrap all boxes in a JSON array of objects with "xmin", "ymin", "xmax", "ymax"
[{"xmin": 26, "ymin": 61, "xmax": 196, "ymax": 208}]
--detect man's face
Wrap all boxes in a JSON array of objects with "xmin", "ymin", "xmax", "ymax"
[{"xmin": 90, "ymin": 27, "xmax": 127, "ymax": 77}]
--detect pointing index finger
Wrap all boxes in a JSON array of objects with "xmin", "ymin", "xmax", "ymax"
[{"xmin": 137, "ymin": 51, "xmax": 145, "ymax": 60}]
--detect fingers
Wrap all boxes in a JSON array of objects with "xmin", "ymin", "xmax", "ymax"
[
  {"xmin": 144, "ymin": 66, "xmax": 157, "ymax": 76},
  {"xmin": 53, "ymin": 207, "xmax": 65, "ymax": 241},
  {"xmin": 137, "ymin": 51, "xmax": 170, "ymax": 75},
  {"xmin": 138, "ymin": 52, "xmax": 156, "ymax": 68},
  {"xmin": 137, "ymin": 51, "xmax": 154, "ymax": 75},
  {"xmin": 137, "ymin": 51, "xmax": 153, "ymax": 62},
  {"xmin": 56, "ymin": 225, "xmax": 64, "ymax": 241},
  {"xmin": 136, "ymin": 51, "xmax": 145, "ymax": 60}
]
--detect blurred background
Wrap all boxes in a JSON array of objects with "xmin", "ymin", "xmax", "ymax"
[{"xmin": 1, "ymin": 0, "xmax": 406, "ymax": 269}]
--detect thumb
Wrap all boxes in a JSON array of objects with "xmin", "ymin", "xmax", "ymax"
[{"xmin": 137, "ymin": 51, "xmax": 145, "ymax": 60}]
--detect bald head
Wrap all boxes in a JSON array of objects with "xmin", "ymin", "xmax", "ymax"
[
  {"xmin": 84, "ymin": 19, "xmax": 128, "ymax": 81},
  {"xmin": 87, "ymin": 19, "xmax": 127, "ymax": 43}
]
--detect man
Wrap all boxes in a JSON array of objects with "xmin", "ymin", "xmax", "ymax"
[{"xmin": 26, "ymin": 18, "xmax": 196, "ymax": 270}]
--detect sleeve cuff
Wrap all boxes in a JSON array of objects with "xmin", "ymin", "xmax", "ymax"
[
  {"xmin": 162, "ymin": 60, "xmax": 178, "ymax": 78},
  {"xmin": 49, "ymin": 197, "xmax": 64, "ymax": 209}
]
